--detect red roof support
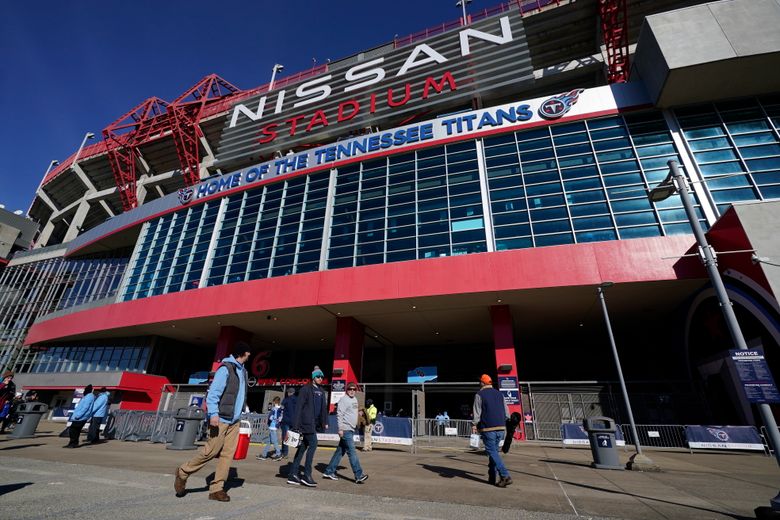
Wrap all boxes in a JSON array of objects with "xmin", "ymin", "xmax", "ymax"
[
  {"xmin": 102, "ymin": 97, "xmax": 171, "ymax": 211},
  {"xmin": 168, "ymin": 74, "xmax": 242, "ymax": 187},
  {"xmin": 599, "ymin": 0, "xmax": 630, "ymax": 84}
]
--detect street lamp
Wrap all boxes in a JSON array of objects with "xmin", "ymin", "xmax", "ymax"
[
  {"xmin": 649, "ymin": 160, "xmax": 780, "ymax": 511},
  {"xmin": 72, "ymin": 132, "xmax": 95, "ymax": 169},
  {"xmin": 597, "ymin": 281, "xmax": 658, "ymax": 471},
  {"xmin": 269, "ymin": 64, "xmax": 284, "ymax": 90},
  {"xmin": 456, "ymin": 0, "xmax": 472, "ymax": 25},
  {"xmin": 27, "ymin": 160, "xmax": 60, "ymax": 215}
]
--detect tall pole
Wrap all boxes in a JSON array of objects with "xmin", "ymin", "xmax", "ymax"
[
  {"xmin": 457, "ymin": 0, "xmax": 469, "ymax": 25},
  {"xmin": 666, "ymin": 160, "xmax": 780, "ymax": 500},
  {"xmin": 27, "ymin": 160, "xmax": 59, "ymax": 214},
  {"xmin": 72, "ymin": 132, "xmax": 95, "ymax": 169},
  {"xmin": 598, "ymin": 285, "xmax": 645, "ymax": 461},
  {"xmin": 269, "ymin": 64, "xmax": 283, "ymax": 91}
]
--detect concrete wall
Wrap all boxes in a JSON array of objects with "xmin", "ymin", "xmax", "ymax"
[
  {"xmin": 633, "ymin": 0, "xmax": 780, "ymax": 107},
  {"xmin": 734, "ymin": 200, "xmax": 780, "ymax": 302}
]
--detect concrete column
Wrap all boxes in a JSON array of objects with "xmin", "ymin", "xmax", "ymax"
[
  {"xmin": 213, "ymin": 326, "xmax": 252, "ymax": 373},
  {"xmin": 62, "ymin": 199, "xmax": 91, "ymax": 242},
  {"xmin": 331, "ymin": 317, "xmax": 365, "ymax": 411},
  {"xmin": 490, "ymin": 305, "xmax": 525, "ymax": 440},
  {"xmin": 35, "ymin": 221, "xmax": 56, "ymax": 248}
]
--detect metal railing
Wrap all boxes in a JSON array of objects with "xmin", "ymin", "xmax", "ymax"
[{"xmin": 619, "ymin": 424, "xmax": 688, "ymax": 449}]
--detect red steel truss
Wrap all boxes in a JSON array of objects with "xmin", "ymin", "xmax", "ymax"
[
  {"xmin": 168, "ymin": 75, "xmax": 242, "ymax": 187},
  {"xmin": 599, "ymin": 0, "xmax": 630, "ymax": 84},
  {"xmin": 102, "ymin": 97, "xmax": 171, "ymax": 211}
]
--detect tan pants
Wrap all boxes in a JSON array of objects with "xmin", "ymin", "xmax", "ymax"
[
  {"xmin": 363, "ymin": 424, "xmax": 373, "ymax": 451},
  {"xmin": 178, "ymin": 421, "xmax": 239, "ymax": 493}
]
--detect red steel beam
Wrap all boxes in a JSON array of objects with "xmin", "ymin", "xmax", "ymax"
[
  {"xmin": 599, "ymin": 0, "xmax": 630, "ymax": 84},
  {"xmin": 102, "ymin": 97, "xmax": 171, "ymax": 211},
  {"xmin": 169, "ymin": 74, "xmax": 242, "ymax": 186}
]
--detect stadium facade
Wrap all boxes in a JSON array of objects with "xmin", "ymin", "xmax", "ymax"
[{"xmin": 2, "ymin": 0, "xmax": 780, "ymax": 435}]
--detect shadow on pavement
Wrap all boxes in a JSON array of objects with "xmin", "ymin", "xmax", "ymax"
[
  {"xmin": 418, "ymin": 463, "xmax": 486, "ymax": 484},
  {"xmin": 0, "ymin": 444, "xmax": 45, "ymax": 451},
  {"xmin": 0, "ymin": 482, "xmax": 33, "ymax": 496},
  {"xmin": 201, "ymin": 468, "xmax": 244, "ymax": 492}
]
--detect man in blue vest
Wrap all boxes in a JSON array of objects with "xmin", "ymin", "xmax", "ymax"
[
  {"xmin": 175, "ymin": 343, "xmax": 251, "ymax": 502},
  {"xmin": 87, "ymin": 387, "xmax": 110, "ymax": 444},
  {"xmin": 66, "ymin": 384, "xmax": 95, "ymax": 448},
  {"xmin": 472, "ymin": 374, "xmax": 512, "ymax": 487}
]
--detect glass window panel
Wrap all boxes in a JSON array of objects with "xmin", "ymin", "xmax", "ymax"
[
  {"xmin": 726, "ymin": 120, "xmax": 770, "ymax": 134},
  {"xmin": 615, "ymin": 212, "xmax": 657, "ymax": 226},
  {"xmin": 700, "ymin": 161, "xmax": 745, "ymax": 176},
  {"xmin": 612, "ymin": 198, "xmax": 652, "ymax": 212},
  {"xmin": 535, "ymin": 233, "xmax": 574, "ymax": 246},
  {"xmin": 741, "ymin": 144, "xmax": 780, "ymax": 159},
  {"xmin": 597, "ymin": 149, "xmax": 635, "ymax": 162},
  {"xmin": 733, "ymin": 133, "xmax": 777, "ymax": 146},
  {"xmin": 759, "ymin": 185, "xmax": 780, "ymax": 199},
  {"xmin": 496, "ymin": 237, "xmax": 533, "ymax": 250},
  {"xmin": 576, "ymin": 229, "xmax": 617, "ymax": 243},
  {"xmin": 711, "ymin": 188, "xmax": 759, "ymax": 203},
  {"xmin": 532, "ymin": 220, "xmax": 571, "ymax": 234},
  {"xmin": 746, "ymin": 157, "xmax": 780, "ymax": 172},
  {"xmin": 694, "ymin": 149, "xmax": 739, "ymax": 163},
  {"xmin": 689, "ymin": 137, "xmax": 731, "ymax": 151},
  {"xmin": 494, "ymin": 224, "xmax": 531, "ymax": 238},
  {"xmin": 526, "ymin": 182, "xmax": 562, "ymax": 196},
  {"xmin": 619, "ymin": 225, "xmax": 662, "ymax": 238},
  {"xmin": 573, "ymin": 216, "xmax": 613, "ymax": 230},
  {"xmin": 570, "ymin": 202, "xmax": 609, "ymax": 217}
]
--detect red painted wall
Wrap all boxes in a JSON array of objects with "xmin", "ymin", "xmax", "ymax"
[{"xmin": 27, "ymin": 235, "xmax": 699, "ymax": 345}]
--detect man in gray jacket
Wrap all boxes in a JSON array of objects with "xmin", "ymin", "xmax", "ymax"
[{"xmin": 321, "ymin": 382, "xmax": 368, "ymax": 483}]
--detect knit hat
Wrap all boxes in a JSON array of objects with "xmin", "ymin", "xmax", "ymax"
[
  {"xmin": 480, "ymin": 374, "xmax": 492, "ymax": 386},
  {"xmin": 83, "ymin": 384, "xmax": 93, "ymax": 394},
  {"xmin": 312, "ymin": 366, "xmax": 324, "ymax": 378}
]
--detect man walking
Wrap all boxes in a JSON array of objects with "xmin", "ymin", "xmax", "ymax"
[
  {"xmin": 322, "ymin": 382, "xmax": 369, "ymax": 483},
  {"xmin": 280, "ymin": 387, "xmax": 297, "ymax": 459},
  {"xmin": 287, "ymin": 366, "xmax": 328, "ymax": 487},
  {"xmin": 66, "ymin": 385, "xmax": 95, "ymax": 448},
  {"xmin": 175, "ymin": 343, "xmax": 251, "ymax": 502},
  {"xmin": 87, "ymin": 387, "xmax": 110, "ymax": 444},
  {"xmin": 472, "ymin": 374, "xmax": 512, "ymax": 487},
  {"xmin": 363, "ymin": 398, "xmax": 377, "ymax": 451}
]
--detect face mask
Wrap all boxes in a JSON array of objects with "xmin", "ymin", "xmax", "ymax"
[{"xmin": 274, "ymin": 404, "xmax": 281, "ymax": 409}]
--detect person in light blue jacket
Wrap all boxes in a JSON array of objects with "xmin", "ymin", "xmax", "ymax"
[
  {"xmin": 87, "ymin": 388, "xmax": 110, "ymax": 444},
  {"xmin": 175, "ymin": 343, "xmax": 251, "ymax": 503},
  {"xmin": 65, "ymin": 384, "xmax": 95, "ymax": 448}
]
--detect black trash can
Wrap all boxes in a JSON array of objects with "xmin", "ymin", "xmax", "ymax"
[
  {"xmin": 167, "ymin": 407, "xmax": 205, "ymax": 450},
  {"xmin": 10, "ymin": 402, "xmax": 50, "ymax": 439},
  {"xmin": 582, "ymin": 416, "xmax": 623, "ymax": 470}
]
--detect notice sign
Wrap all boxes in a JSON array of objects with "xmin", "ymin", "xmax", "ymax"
[
  {"xmin": 730, "ymin": 348, "xmax": 780, "ymax": 404},
  {"xmin": 498, "ymin": 376, "xmax": 520, "ymax": 405}
]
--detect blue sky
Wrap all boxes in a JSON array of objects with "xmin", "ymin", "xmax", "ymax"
[{"xmin": 0, "ymin": 0, "xmax": 480, "ymax": 213}]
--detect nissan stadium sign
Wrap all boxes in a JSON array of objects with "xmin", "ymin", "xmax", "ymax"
[
  {"xmin": 216, "ymin": 10, "xmax": 533, "ymax": 168},
  {"xmin": 179, "ymin": 83, "xmax": 648, "ymax": 204}
]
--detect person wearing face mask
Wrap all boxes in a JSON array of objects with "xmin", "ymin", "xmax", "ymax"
[{"xmin": 257, "ymin": 396, "xmax": 283, "ymax": 460}]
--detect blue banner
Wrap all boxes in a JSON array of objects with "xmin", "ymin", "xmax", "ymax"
[
  {"xmin": 560, "ymin": 423, "xmax": 625, "ymax": 446},
  {"xmin": 685, "ymin": 425, "xmax": 764, "ymax": 451},
  {"xmin": 407, "ymin": 366, "xmax": 438, "ymax": 383},
  {"xmin": 318, "ymin": 415, "xmax": 413, "ymax": 445}
]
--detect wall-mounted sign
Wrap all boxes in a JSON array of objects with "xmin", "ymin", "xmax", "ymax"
[
  {"xmin": 217, "ymin": 11, "xmax": 533, "ymax": 167},
  {"xmin": 729, "ymin": 348, "xmax": 780, "ymax": 403}
]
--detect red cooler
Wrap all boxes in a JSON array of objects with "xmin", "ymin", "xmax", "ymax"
[{"xmin": 233, "ymin": 420, "xmax": 252, "ymax": 460}]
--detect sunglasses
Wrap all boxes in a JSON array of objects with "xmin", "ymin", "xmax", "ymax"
[{"xmin": 347, "ymin": 387, "xmax": 357, "ymax": 391}]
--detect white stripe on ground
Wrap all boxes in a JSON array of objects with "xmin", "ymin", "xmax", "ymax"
[{"xmin": 545, "ymin": 462, "xmax": 580, "ymax": 517}]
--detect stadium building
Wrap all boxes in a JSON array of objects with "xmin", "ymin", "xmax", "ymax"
[{"xmin": 2, "ymin": 0, "xmax": 780, "ymax": 437}]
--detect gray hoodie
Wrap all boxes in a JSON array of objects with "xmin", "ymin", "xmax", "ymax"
[{"xmin": 336, "ymin": 394, "xmax": 359, "ymax": 432}]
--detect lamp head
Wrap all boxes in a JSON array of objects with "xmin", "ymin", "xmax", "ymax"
[
  {"xmin": 86, "ymin": 132, "xmax": 95, "ymax": 139},
  {"xmin": 273, "ymin": 64, "xmax": 284, "ymax": 72},
  {"xmin": 51, "ymin": 160, "xmax": 59, "ymax": 166},
  {"xmin": 599, "ymin": 281, "xmax": 615, "ymax": 289}
]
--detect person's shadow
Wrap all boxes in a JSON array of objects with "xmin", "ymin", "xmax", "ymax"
[
  {"xmin": 0, "ymin": 482, "xmax": 32, "ymax": 496},
  {"xmin": 418, "ymin": 463, "xmax": 486, "ymax": 484},
  {"xmin": 195, "ymin": 468, "xmax": 244, "ymax": 493}
]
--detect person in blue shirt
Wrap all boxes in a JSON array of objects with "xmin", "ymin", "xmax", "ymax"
[
  {"xmin": 66, "ymin": 384, "xmax": 95, "ymax": 448},
  {"xmin": 257, "ymin": 396, "xmax": 283, "ymax": 460},
  {"xmin": 175, "ymin": 343, "xmax": 251, "ymax": 503},
  {"xmin": 87, "ymin": 388, "xmax": 110, "ymax": 444}
]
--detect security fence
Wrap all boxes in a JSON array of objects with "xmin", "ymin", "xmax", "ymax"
[{"xmin": 106, "ymin": 410, "xmax": 270, "ymax": 444}]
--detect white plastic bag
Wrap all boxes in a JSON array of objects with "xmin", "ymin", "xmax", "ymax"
[
  {"xmin": 469, "ymin": 433, "xmax": 481, "ymax": 449},
  {"xmin": 284, "ymin": 430, "xmax": 301, "ymax": 448}
]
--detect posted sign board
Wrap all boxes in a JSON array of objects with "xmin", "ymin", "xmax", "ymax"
[{"xmin": 729, "ymin": 348, "xmax": 780, "ymax": 404}]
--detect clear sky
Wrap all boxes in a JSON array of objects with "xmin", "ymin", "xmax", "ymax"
[{"xmin": 0, "ymin": 0, "xmax": 483, "ymax": 214}]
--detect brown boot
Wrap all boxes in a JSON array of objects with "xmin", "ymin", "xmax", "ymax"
[
  {"xmin": 174, "ymin": 468, "xmax": 187, "ymax": 497},
  {"xmin": 208, "ymin": 490, "xmax": 230, "ymax": 502}
]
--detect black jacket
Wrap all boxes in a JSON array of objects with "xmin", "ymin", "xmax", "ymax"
[
  {"xmin": 281, "ymin": 395, "xmax": 297, "ymax": 426},
  {"xmin": 293, "ymin": 383, "xmax": 328, "ymax": 434}
]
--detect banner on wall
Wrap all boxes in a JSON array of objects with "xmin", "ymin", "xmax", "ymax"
[{"xmin": 317, "ymin": 415, "xmax": 413, "ymax": 445}]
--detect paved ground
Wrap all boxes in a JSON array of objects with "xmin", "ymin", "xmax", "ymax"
[{"xmin": 1, "ymin": 421, "xmax": 778, "ymax": 519}]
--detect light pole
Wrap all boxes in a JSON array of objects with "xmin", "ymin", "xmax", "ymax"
[
  {"xmin": 456, "ymin": 0, "xmax": 472, "ymax": 25},
  {"xmin": 597, "ymin": 282, "xmax": 658, "ymax": 471},
  {"xmin": 269, "ymin": 64, "xmax": 284, "ymax": 90},
  {"xmin": 649, "ymin": 160, "xmax": 780, "ymax": 510},
  {"xmin": 28, "ymin": 159, "xmax": 60, "ymax": 214},
  {"xmin": 72, "ymin": 132, "xmax": 95, "ymax": 169}
]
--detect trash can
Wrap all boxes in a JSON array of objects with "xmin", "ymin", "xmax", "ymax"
[
  {"xmin": 582, "ymin": 416, "xmax": 623, "ymax": 470},
  {"xmin": 167, "ymin": 407, "xmax": 205, "ymax": 450},
  {"xmin": 10, "ymin": 402, "xmax": 49, "ymax": 439}
]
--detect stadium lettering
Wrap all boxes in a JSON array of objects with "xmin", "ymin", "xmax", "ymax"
[
  {"xmin": 256, "ymin": 72, "xmax": 457, "ymax": 144},
  {"xmin": 229, "ymin": 16, "xmax": 513, "ymax": 128}
]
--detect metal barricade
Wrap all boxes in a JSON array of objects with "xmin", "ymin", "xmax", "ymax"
[
  {"xmin": 150, "ymin": 411, "xmax": 177, "ymax": 443},
  {"xmin": 619, "ymin": 424, "xmax": 689, "ymax": 449},
  {"xmin": 414, "ymin": 418, "xmax": 474, "ymax": 449}
]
